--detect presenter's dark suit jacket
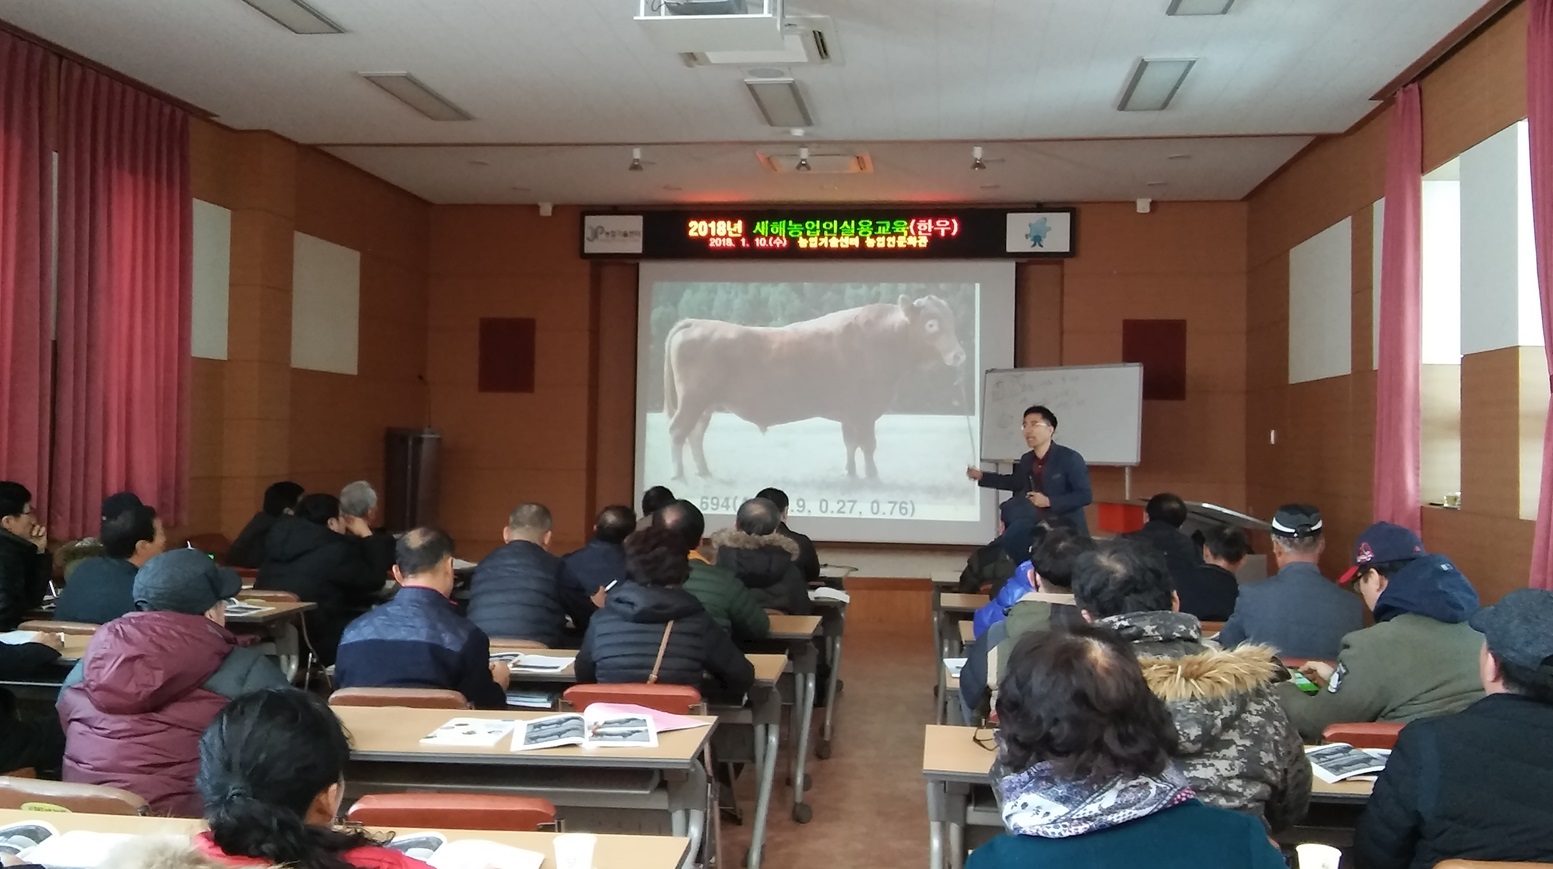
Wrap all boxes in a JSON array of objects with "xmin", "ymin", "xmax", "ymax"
[{"xmin": 977, "ymin": 443, "xmax": 1092, "ymax": 536}]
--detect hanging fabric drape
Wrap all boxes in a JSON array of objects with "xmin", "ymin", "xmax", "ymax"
[
  {"xmin": 0, "ymin": 33, "xmax": 54, "ymax": 499},
  {"xmin": 51, "ymin": 60, "xmax": 191, "ymax": 537},
  {"xmin": 1373, "ymin": 83, "xmax": 1424, "ymax": 534},
  {"xmin": 1525, "ymin": 0, "xmax": 1553, "ymax": 590}
]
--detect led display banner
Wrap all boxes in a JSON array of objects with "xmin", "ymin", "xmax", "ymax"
[{"xmin": 580, "ymin": 207, "xmax": 1076, "ymax": 259}]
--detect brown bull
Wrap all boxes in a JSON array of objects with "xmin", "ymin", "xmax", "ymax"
[{"xmin": 663, "ymin": 294, "xmax": 967, "ymax": 480}]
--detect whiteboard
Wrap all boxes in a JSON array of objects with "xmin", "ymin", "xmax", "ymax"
[{"xmin": 980, "ymin": 364, "xmax": 1143, "ymax": 465}]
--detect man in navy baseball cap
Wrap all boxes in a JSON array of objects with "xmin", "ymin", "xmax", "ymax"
[
  {"xmin": 1276, "ymin": 521, "xmax": 1484, "ymax": 742},
  {"xmin": 1353, "ymin": 588, "xmax": 1553, "ymax": 868}
]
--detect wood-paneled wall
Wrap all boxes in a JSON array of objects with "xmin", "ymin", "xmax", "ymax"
[
  {"xmin": 1245, "ymin": 3, "xmax": 1534, "ymax": 602},
  {"xmin": 188, "ymin": 121, "xmax": 430, "ymax": 539}
]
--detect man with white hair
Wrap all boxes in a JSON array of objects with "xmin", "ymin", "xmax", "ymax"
[{"xmin": 339, "ymin": 480, "xmax": 395, "ymax": 581}]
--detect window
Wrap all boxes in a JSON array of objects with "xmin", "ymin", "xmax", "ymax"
[{"xmin": 1419, "ymin": 160, "xmax": 1461, "ymax": 505}]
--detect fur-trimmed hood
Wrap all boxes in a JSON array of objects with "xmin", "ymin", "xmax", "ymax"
[
  {"xmin": 709, "ymin": 528, "xmax": 801, "ymax": 559},
  {"xmin": 1138, "ymin": 643, "xmax": 1286, "ymax": 754},
  {"xmin": 105, "ymin": 837, "xmax": 273, "ymax": 869}
]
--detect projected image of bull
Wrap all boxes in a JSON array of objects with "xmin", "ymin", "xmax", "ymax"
[{"xmin": 655, "ymin": 288, "xmax": 971, "ymax": 483}]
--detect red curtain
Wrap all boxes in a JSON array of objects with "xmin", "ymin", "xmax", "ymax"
[
  {"xmin": 0, "ymin": 33, "xmax": 53, "ymax": 499},
  {"xmin": 1528, "ymin": 0, "xmax": 1553, "ymax": 590},
  {"xmin": 1373, "ymin": 84, "xmax": 1424, "ymax": 534},
  {"xmin": 52, "ymin": 61, "xmax": 191, "ymax": 537}
]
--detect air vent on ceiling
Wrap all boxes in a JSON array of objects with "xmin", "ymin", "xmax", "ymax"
[
  {"xmin": 758, "ymin": 149, "xmax": 871, "ymax": 174},
  {"xmin": 680, "ymin": 16, "xmax": 839, "ymax": 66}
]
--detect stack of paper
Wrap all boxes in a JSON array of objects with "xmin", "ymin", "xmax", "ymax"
[
  {"xmin": 809, "ymin": 587, "xmax": 850, "ymax": 603},
  {"xmin": 943, "ymin": 657, "xmax": 968, "ymax": 678},
  {"xmin": 419, "ymin": 717, "xmax": 519, "ymax": 748}
]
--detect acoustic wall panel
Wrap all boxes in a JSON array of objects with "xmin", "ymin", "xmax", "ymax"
[
  {"xmin": 291, "ymin": 232, "xmax": 360, "ymax": 375},
  {"xmin": 478, "ymin": 317, "xmax": 536, "ymax": 393},
  {"xmin": 192, "ymin": 199, "xmax": 231, "ymax": 360},
  {"xmin": 1122, "ymin": 319, "xmax": 1187, "ymax": 401},
  {"xmin": 1288, "ymin": 217, "xmax": 1352, "ymax": 384}
]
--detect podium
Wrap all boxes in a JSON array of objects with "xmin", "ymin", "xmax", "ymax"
[
  {"xmin": 385, "ymin": 427, "xmax": 441, "ymax": 533},
  {"xmin": 1097, "ymin": 499, "xmax": 1272, "ymax": 582}
]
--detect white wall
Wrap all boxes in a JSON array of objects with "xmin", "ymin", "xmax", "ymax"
[
  {"xmin": 291, "ymin": 232, "xmax": 361, "ymax": 375},
  {"xmin": 1289, "ymin": 217, "xmax": 1353, "ymax": 384},
  {"xmin": 191, "ymin": 200, "xmax": 231, "ymax": 360}
]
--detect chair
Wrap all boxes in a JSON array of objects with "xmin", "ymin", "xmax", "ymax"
[
  {"xmin": 488, "ymin": 638, "xmax": 549, "ymax": 651},
  {"xmin": 1435, "ymin": 863, "xmax": 1553, "ymax": 868},
  {"xmin": 347, "ymin": 793, "xmax": 557, "ymax": 832},
  {"xmin": 17, "ymin": 620, "xmax": 100, "ymax": 637},
  {"xmin": 234, "ymin": 567, "xmax": 259, "ymax": 586},
  {"xmin": 1200, "ymin": 620, "xmax": 1226, "ymax": 636},
  {"xmin": 0, "ymin": 777, "xmax": 148, "ymax": 815},
  {"xmin": 184, "ymin": 532, "xmax": 232, "ymax": 563},
  {"xmin": 563, "ymin": 683, "xmax": 705, "ymax": 715},
  {"xmin": 1322, "ymin": 721, "xmax": 1404, "ymax": 750},
  {"xmin": 238, "ymin": 589, "xmax": 299, "ymax": 603},
  {"xmin": 328, "ymin": 687, "xmax": 470, "ymax": 709}
]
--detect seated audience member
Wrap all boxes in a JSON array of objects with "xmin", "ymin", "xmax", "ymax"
[
  {"xmin": 57, "ymin": 549, "xmax": 289, "ymax": 815},
  {"xmin": 54, "ymin": 505, "xmax": 166, "ymax": 624},
  {"xmin": 335, "ymin": 528, "xmax": 509, "ymax": 710},
  {"xmin": 1352, "ymin": 588, "xmax": 1553, "ymax": 869},
  {"xmin": 637, "ymin": 485, "xmax": 676, "ymax": 530},
  {"xmin": 1124, "ymin": 493, "xmax": 1201, "ymax": 592},
  {"xmin": 56, "ymin": 491, "xmax": 144, "ymax": 579},
  {"xmin": 577, "ymin": 527, "xmax": 754, "ymax": 702},
  {"xmin": 711, "ymin": 498, "xmax": 812, "ymax": 615},
  {"xmin": 563, "ymin": 505, "xmax": 636, "ymax": 597},
  {"xmin": 0, "ymin": 481, "xmax": 51, "ymax": 632},
  {"xmin": 973, "ymin": 522, "xmax": 1087, "ymax": 638},
  {"xmin": 968, "ymin": 627, "xmax": 1287, "ymax": 869},
  {"xmin": 1178, "ymin": 526, "xmax": 1247, "ymax": 622},
  {"xmin": 1216, "ymin": 504, "xmax": 1364, "ymax": 659},
  {"xmin": 1069, "ymin": 538, "xmax": 1309, "ymax": 831},
  {"xmin": 186, "ymin": 688, "xmax": 431, "ymax": 869},
  {"xmin": 754, "ymin": 487, "xmax": 821, "ymax": 584},
  {"xmin": 338, "ymin": 480, "xmax": 397, "ymax": 573},
  {"xmin": 960, "ymin": 528, "xmax": 1094, "ymax": 718},
  {"xmin": 0, "ymin": 630, "xmax": 67, "ymax": 775},
  {"xmin": 655, "ymin": 500, "xmax": 769, "ymax": 642},
  {"xmin": 226, "ymin": 480, "xmax": 303, "ymax": 568},
  {"xmin": 1276, "ymin": 523, "xmax": 1484, "ymax": 742},
  {"xmin": 468, "ymin": 503, "xmax": 592, "ymax": 648},
  {"xmin": 257, "ymin": 493, "xmax": 390, "ymax": 665}
]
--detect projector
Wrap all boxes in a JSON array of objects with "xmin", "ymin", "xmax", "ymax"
[{"xmin": 664, "ymin": 0, "xmax": 747, "ymax": 15}]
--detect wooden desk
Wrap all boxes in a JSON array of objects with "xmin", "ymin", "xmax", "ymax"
[
  {"xmin": 0, "ymin": 809, "xmax": 689, "ymax": 869},
  {"xmin": 958, "ymin": 620, "xmax": 975, "ymax": 645},
  {"xmin": 930, "ymin": 571, "xmax": 962, "ymax": 587},
  {"xmin": 921, "ymin": 725, "xmax": 1373, "ymax": 869},
  {"xmin": 938, "ymin": 593, "xmax": 987, "ymax": 614},
  {"xmin": 229, "ymin": 599, "xmax": 316, "ymax": 682},
  {"xmin": 335, "ymin": 706, "xmax": 716, "ymax": 869},
  {"xmin": 228, "ymin": 599, "xmax": 316, "ymax": 626},
  {"xmin": 760, "ymin": 614, "xmax": 821, "ymax": 824}
]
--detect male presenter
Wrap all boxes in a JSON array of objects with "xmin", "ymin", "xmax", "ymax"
[{"xmin": 966, "ymin": 404, "xmax": 1092, "ymax": 537}]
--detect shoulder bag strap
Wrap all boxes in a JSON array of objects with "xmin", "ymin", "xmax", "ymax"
[{"xmin": 647, "ymin": 620, "xmax": 675, "ymax": 684}]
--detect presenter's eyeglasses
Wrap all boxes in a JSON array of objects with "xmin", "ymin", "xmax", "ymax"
[{"xmin": 1021, "ymin": 421, "xmax": 1052, "ymax": 431}]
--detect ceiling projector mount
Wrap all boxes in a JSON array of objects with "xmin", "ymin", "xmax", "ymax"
[{"xmin": 638, "ymin": 0, "xmax": 787, "ymax": 53}]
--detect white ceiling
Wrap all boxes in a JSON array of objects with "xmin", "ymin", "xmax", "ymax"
[{"xmin": 0, "ymin": 0, "xmax": 1486, "ymax": 203}]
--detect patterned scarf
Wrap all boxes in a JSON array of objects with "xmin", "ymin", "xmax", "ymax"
[{"xmin": 994, "ymin": 758, "xmax": 1195, "ymax": 838}]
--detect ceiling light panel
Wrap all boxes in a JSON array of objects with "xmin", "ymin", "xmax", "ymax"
[
  {"xmin": 745, "ymin": 78, "xmax": 813, "ymax": 128},
  {"xmin": 1165, "ymin": 0, "xmax": 1236, "ymax": 15},
  {"xmin": 1118, "ymin": 58, "xmax": 1196, "ymax": 111},
  {"xmin": 360, "ymin": 73, "xmax": 472, "ymax": 121},
  {"xmin": 238, "ymin": 0, "xmax": 343, "ymax": 34}
]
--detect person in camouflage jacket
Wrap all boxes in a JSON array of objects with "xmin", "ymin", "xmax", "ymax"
[{"xmin": 1073, "ymin": 539, "xmax": 1312, "ymax": 833}]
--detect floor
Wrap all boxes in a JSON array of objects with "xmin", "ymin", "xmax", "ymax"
[{"xmin": 721, "ymin": 625, "xmax": 936, "ymax": 869}]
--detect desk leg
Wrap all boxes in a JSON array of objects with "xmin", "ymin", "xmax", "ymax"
[
  {"xmin": 948, "ymin": 819, "xmax": 965, "ymax": 869},
  {"xmin": 746, "ymin": 720, "xmax": 779, "ymax": 869},
  {"xmin": 789, "ymin": 668, "xmax": 816, "ymax": 823},
  {"xmin": 925, "ymin": 781, "xmax": 946, "ymax": 869},
  {"xmin": 935, "ymin": 653, "xmax": 949, "ymax": 725},
  {"xmin": 818, "ymin": 621, "xmax": 844, "ymax": 758}
]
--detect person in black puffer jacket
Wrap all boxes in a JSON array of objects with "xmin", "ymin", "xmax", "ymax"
[
  {"xmin": 710, "ymin": 499, "xmax": 811, "ymax": 615},
  {"xmin": 577, "ymin": 527, "xmax": 754, "ymax": 704},
  {"xmin": 468, "ymin": 504, "xmax": 595, "ymax": 648},
  {"xmin": 256, "ymin": 493, "xmax": 390, "ymax": 664}
]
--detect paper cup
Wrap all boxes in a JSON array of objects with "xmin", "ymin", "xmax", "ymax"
[
  {"xmin": 553, "ymin": 833, "xmax": 597, "ymax": 869},
  {"xmin": 1295, "ymin": 843, "xmax": 1343, "ymax": 869}
]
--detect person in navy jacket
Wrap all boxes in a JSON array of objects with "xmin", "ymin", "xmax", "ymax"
[{"xmin": 968, "ymin": 405, "xmax": 1093, "ymax": 536}]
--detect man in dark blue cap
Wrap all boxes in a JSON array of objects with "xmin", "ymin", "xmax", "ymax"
[
  {"xmin": 1274, "ymin": 522, "xmax": 1484, "ymax": 742},
  {"xmin": 1352, "ymin": 587, "xmax": 1553, "ymax": 869},
  {"xmin": 1216, "ymin": 503, "xmax": 1364, "ymax": 659}
]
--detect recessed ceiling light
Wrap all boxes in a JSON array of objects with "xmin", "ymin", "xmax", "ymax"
[
  {"xmin": 747, "ymin": 66, "xmax": 788, "ymax": 79},
  {"xmin": 745, "ymin": 78, "xmax": 813, "ymax": 128},
  {"xmin": 1117, "ymin": 58, "xmax": 1197, "ymax": 111},
  {"xmin": 1166, "ymin": 0, "xmax": 1236, "ymax": 15},
  {"xmin": 237, "ymin": 0, "xmax": 343, "ymax": 34},
  {"xmin": 790, "ymin": 128, "xmax": 806, "ymax": 137},
  {"xmin": 1167, "ymin": 153, "xmax": 1192, "ymax": 160},
  {"xmin": 360, "ymin": 73, "xmax": 472, "ymax": 121}
]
